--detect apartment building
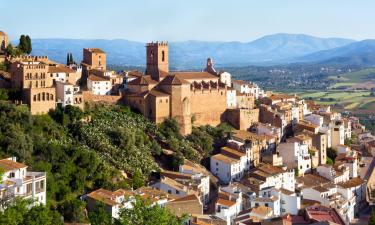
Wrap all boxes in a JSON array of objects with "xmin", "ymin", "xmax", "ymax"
[{"xmin": 0, "ymin": 157, "xmax": 46, "ymax": 207}]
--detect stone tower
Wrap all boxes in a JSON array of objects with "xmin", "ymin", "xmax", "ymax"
[{"xmin": 146, "ymin": 42, "xmax": 169, "ymax": 81}]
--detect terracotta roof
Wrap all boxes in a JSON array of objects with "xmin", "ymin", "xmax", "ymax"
[
  {"xmin": 296, "ymin": 174, "xmax": 330, "ymax": 189},
  {"xmin": 159, "ymin": 75, "xmax": 190, "ymax": 85},
  {"xmin": 87, "ymin": 188, "xmax": 126, "ymax": 206},
  {"xmin": 149, "ymin": 89, "xmax": 169, "ymax": 97},
  {"xmin": 48, "ymin": 65, "xmax": 75, "ymax": 73},
  {"xmin": 313, "ymin": 186, "xmax": 330, "ymax": 193},
  {"xmin": 216, "ymin": 198, "xmax": 236, "ymax": 207},
  {"xmin": 221, "ymin": 146, "xmax": 246, "ymax": 159},
  {"xmin": 232, "ymin": 130, "xmax": 273, "ymax": 142},
  {"xmin": 232, "ymin": 79, "xmax": 248, "ymax": 85},
  {"xmin": 171, "ymin": 194, "xmax": 199, "ymax": 203},
  {"xmin": 128, "ymin": 75, "xmax": 157, "ymax": 85},
  {"xmin": 337, "ymin": 177, "xmax": 365, "ymax": 188},
  {"xmin": 88, "ymin": 74, "xmax": 109, "ymax": 82},
  {"xmin": 172, "ymin": 72, "xmax": 218, "ymax": 81},
  {"xmin": 161, "ymin": 170, "xmax": 192, "ymax": 180},
  {"xmin": 211, "ymin": 154, "xmax": 239, "ymax": 164},
  {"xmin": 87, "ymin": 48, "xmax": 105, "ymax": 54},
  {"xmin": 279, "ymin": 188, "xmax": 294, "ymax": 195},
  {"xmin": 251, "ymin": 205, "xmax": 272, "ymax": 216},
  {"xmin": 0, "ymin": 159, "xmax": 27, "ymax": 171},
  {"xmin": 305, "ymin": 205, "xmax": 345, "ymax": 225}
]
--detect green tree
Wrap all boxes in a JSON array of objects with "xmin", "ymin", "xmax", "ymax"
[
  {"xmin": 369, "ymin": 210, "xmax": 375, "ymax": 225},
  {"xmin": 60, "ymin": 199, "xmax": 88, "ymax": 223},
  {"xmin": 115, "ymin": 197, "xmax": 186, "ymax": 225},
  {"xmin": 0, "ymin": 88, "xmax": 9, "ymax": 100},
  {"xmin": 132, "ymin": 169, "xmax": 145, "ymax": 189},
  {"xmin": 0, "ymin": 198, "xmax": 62, "ymax": 225},
  {"xmin": 327, "ymin": 148, "xmax": 337, "ymax": 163},
  {"xmin": 88, "ymin": 202, "xmax": 113, "ymax": 225},
  {"xmin": 19, "ymin": 35, "xmax": 27, "ymax": 53},
  {"xmin": 25, "ymin": 35, "xmax": 32, "ymax": 54}
]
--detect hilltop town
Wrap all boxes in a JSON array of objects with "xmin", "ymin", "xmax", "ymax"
[{"xmin": 0, "ymin": 30, "xmax": 375, "ymax": 225}]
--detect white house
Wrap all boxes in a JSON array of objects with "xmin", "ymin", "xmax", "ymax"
[
  {"xmin": 160, "ymin": 170, "xmax": 210, "ymax": 205},
  {"xmin": 0, "ymin": 157, "xmax": 46, "ymax": 207},
  {"xmin": 337, "ymin": 177, "xmax": 366, "ymax": 213},
  {"xmin": 302, "ymin": 184, "xmax": 355, "ymax": 223},
  {"xmin": 215, "ymin": 190, "xmax": 243, "ymax": 225},
  {"xmin": 87, "ymin": 74, "xmax": 111, "ymax": 95},
  {"xmin": 316, "ymin": 164, "xmax": 350, "ymax": 184},
  {"xmin": 232, "ymin": 80, "xmax": 264, "ymax": 99},
  {"xmin": 211, "ymin": 154, "xmax": 241, "ymax": 184},
  {"xmin": 331, "ymin": 120, "xmax": 345, "ymax": 148},
  {"xmin": 254, "ymin": 123, "xmax": 281, "ymax": 143},
  {"xmin": 278, "ymin": 142, "xmax": 311, "ymax": 176},
  {"xmin": 243, "ymin": 164, "xmax": 296, "ymax": 193},
  {"xmin": 254, "ymin": 187, "xmax": 300, "ymax": 216},
  {"xmin": 304, "ymin": 114, "xmax": 324, "ymax": 127},
  {"xmin": 86, "ymin": 188, "xmax": 133, "ymax": 219},
  {"xmin": 56, "ymin": 81, "xmax": 83, "ymax": 107}
]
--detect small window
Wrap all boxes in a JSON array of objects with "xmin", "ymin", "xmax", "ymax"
[{"xmin": 162, "ymin": 51, "xmax": 165, "ymax": 62}]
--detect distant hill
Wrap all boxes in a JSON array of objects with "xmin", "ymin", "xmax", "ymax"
[
  {"xmin": 28, "ymin": 33, "xmax": 354, "ymax": 69},
  {"xmin": 294, "ymin": 40, "xmax": 375, "ymax": 66}
]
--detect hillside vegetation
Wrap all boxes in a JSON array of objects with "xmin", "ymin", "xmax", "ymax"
[{"xmin": 0, "ymin": 96, "xmax": 230, "ymax": 223}]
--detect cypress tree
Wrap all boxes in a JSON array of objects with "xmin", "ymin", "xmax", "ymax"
[
  {"xmin": 19, "ymin": 35, "xmax": 27, "ymax": 53},
  {"xmin": 25, "ymin": 35, "xmax": 32, "ymax": 54},
  {"xmin": 70, "ymin": 53, "xmax": 74, "ymax": 65},
  {"xmin": 66, "ymin": 53, "xmax": 70, "ymax": 65}
]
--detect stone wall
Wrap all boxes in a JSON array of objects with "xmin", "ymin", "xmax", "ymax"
[
  {"xmin": 82, "ymin": 91, "xmax": 123, "ymax": 104},
  {"xmin": 225, "ymin": 108, "xmax": 259, "ymax": 130},
  {"xmin": 190, "ymin": 88, "xmax": 227, "ymax": 127}
]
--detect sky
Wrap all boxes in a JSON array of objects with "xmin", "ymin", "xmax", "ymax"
[{"xmin": 1, "ymin": 0, "xmax": 374, "ymax": 42}]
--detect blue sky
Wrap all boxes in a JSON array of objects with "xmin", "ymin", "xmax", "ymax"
[{"xmin": 1, "ymin": 0, "xmax": 374, "ymax": 42}]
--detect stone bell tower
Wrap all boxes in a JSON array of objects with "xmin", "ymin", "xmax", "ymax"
[{"xmin": 145, "ymin": 41, "xmax": 169, "ymax": 81}]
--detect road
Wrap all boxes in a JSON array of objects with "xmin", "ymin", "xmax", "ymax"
[{"xmin": 359, "ymin": 156, "xmax": 375, "ymax": 180}]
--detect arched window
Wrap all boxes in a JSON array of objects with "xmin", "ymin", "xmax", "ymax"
[
  {"xmin": 42, "ymin": 92, "xmax": 45, "ymax": 101},
  {"xmin": 33, "ymin": 95, "xmax": 36, "ymax": 102},
  {"xmin": 162, "ymin": 51, "xmax": 165, "ymax": 62},
  {"xmin": 37, "ymin": 93, "xmax": 41, "ymax": 101},
  {"xmin": 50, "ymin": 94, "xmax": 54, "ymax": 100},
  {"xmin": 46, "ymin": 93, "xmax": 50, "ymax": 101}
]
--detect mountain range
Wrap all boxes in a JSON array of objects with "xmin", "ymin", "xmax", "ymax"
[{"xmin": 26, "ymin": 33, "xmax": 375, "ymax": 69}]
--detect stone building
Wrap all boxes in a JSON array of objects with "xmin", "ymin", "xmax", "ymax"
[{"xmin": 124, "ymin": 42, "xmax": 258, "ymax": 135}]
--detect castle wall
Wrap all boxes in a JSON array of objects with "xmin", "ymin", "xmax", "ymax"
[
  {"xmin": 148, "ymin": 95, "xmax": 170, "ymax": 123},
  {"xmin": 190, "ymin": 88, "xmax": 227, "ymax": 127},
  {"xmin": 24, "ymin": 87, "xmax": 56, "ymax": 115},
  {"xmin": 225, "ymin": 108, "xmax": 259, "ymax": 130},
  {"xmin": 169, "ymin": 85, "xmax": 191, "ymax": 135}
]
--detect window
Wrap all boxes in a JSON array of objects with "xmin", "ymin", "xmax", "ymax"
[
  {"xmin": 26, "ymin": 183, "xmax": 32, "ymax": 194},
  {"xmin": 162, "ymin": 51, "xmax": 165, "ymax": 62},
  {"xmin": 255, "ymin": 203, "xmax": 259, "ymax": 207},
  {"xmin": 168, "ymin": 190, "xmax": 172, "ymax": 194},
  {"xmin": 8, "ymin": 172, "xmax": 15, "ymax": 178},
  {"xmin": 265, "ymin": 203, "xmax": 269, "ymax": 207},
  {"xmin": 176, "ymin": 190, "xmax": 180, "ymax": 194}
]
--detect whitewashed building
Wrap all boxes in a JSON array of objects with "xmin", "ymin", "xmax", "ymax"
[
  {"xmin": 278, "ymin": 142, "xmax": 311, "ymax": 176},
  {"xmin": 0, "ymin": 157, "xmax": 46, "ymax": 207},
  {"xmin": 87, "ymin": 74, "xmax": 111, "ymax": 95}
]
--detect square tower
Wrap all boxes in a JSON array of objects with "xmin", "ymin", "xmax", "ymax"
[
  {"xmin": 82, "ymin": 48, "xmax": 106, "ymax": 71},
  {"xmin": 146, "ymin": 42, "xmax": 169, "ymax": 81}
]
